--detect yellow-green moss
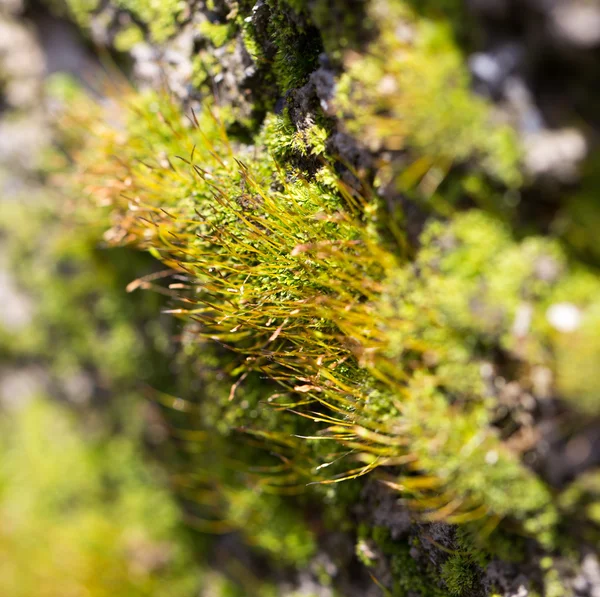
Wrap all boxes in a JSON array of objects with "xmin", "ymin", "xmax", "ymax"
[
  {"xmin": 335, "ymin": 0, "xmax": 522, "ymax": 188},
  {"xmin": 0, "ymin": 95, "xmax": 319, "ymax": 582},
  {"xmin": 114, "ymin": 24, "xmax": 145, "ymax": 51},
  {"xmin": 0, "ymin": 399, "xmax": 201, "ymax": 597},
  {"xmin": 56, "ymin": 88, "xmax": 568, "ymax": 542},
  {"xmin": 198, "ymin": 20, "xmax": 234, "ymax": 48},
  {"xmin": 65, "ymin": 0, "xmax": 185, "ymax": 43}
]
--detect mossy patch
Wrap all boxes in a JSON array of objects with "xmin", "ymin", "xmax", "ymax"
[
  {"xmin": 0, "ymin": 398, "xmax": 201, "ymax": 597},
  {"xmin": 335, "ymin": 1, "xmax": 522, "ymax": 189},
  {"xmin": 56, "ymin": 88, "xmax": 587, "ymax": 544}
]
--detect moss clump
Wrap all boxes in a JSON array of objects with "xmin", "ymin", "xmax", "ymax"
[
  {"xmin": 335, "ymin": 0, "xmax": 521, "ymax": 188},
  {"xmin": 64, "ymin": 0, "xmax": 186, "ymax": 43},
  {"xmin": 59, "ymin": 88, "xmax": 569, "ymax": 538},
  {"xmin": 46, "ymin": 0, "xmax": 600, "ymax": 582},
  {"xmin": 114, "ymin": 24, "xmax": 145, "ymax": 51},
  {"xmin": 559, "ymin": 471, "xmax": 600, "ymax": 546},
  {"xmin": 198, "ymin": 20, "xmax": 234, "ymax": 49},
  {"xmin": 364, "ymin": 526, "xmax": 449, "ymax": 596},
  {"xmin": 0, "ymin": 215, "xmax": 318, "ymax": 578},
  {"xmin": 239, "ymin": 0, "xmax": 323, "ymax": 94},
  {"xmin": 441, "ymin": 554, "xmax": 480, "ymax": 596}
]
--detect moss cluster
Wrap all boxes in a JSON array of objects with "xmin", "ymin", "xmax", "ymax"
[
  {"xmin": 29, "ymin": 0, "xmax": 600, "ymax": 593},
  {"xmin": 53, "ymin": 78, "xmax": 599, "ymax": 589},
  {"xmin": 64, "ymin": 0, "xmax": 185, "ymax": 44},
  {"xmin": 334, "ymin": 0, "xmax": 521, "ymax": 189},
  {"xmin": 0, "ymin": 124, "xmax": 323, "ymax": 595}
]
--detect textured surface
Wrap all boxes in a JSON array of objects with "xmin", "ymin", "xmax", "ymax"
[{"xmin": 1, "ymin": 0, "xmax": 599, "ymax": 595}]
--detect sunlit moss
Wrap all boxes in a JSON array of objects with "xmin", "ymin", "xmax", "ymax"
[
  {"xmin": 114, "ymin": 24, "xmax": 145, "ymax": 51},
  {"xmin": 0, "ymin": 91, "xmax": 321, "ymax": 590},
  {"xmin": 64, "ymin": 0, "xmax": 185, "ymax": 43},
  {"xmin": 335, "ymin": 0, "xmax": 522, "ymax": 188},
  {"xmin": 0, "ymin": 399, "xmax": 201, "ymax": 597},
  {"xmin": 56, "ymin": 88, "xmax": 570, "ymax": 542},
  {"xmin": 44, "ymin": 0, "xmax": 600, "ymax": 586}
]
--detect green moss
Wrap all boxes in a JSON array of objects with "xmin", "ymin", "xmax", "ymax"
[
  {"xmin": 366, "ymin": 527, "xmax": 448, "ymax": 596},
  {"xmin": 31, "ymin": 0, "xmax": 600, "ymax": 594},
  {"xmin": 294, "ymin": 0, "xmax": 376, "ymax": 60},
  {"xmin": 65, "ymin": 0, "xmax": 185, "ymax": 43},
  {"xmin": 268, "ymin": 1, "xmax": 321, "ymax": 90},
  {"xmin": 0, "ymin": 89, "xmax": 320, "ymax": 588},
  {"xmin": 542, "ymin": 561, "xmax": 572, "ymax": 597},
  {"xmin": 559, "ymin": 471, "xmax": 600, "ymax": 544},
  {"xmin": 224, "ymin": 487, "xmax": 316, "ymax": 564},
  {"xmin": 58, "ymin": 88, "xmax": 562, "ymax": 532},
  {"xmin": 191, "ymin": 48, "xmax": 223, "ymax": 90},
  {"xmin": 561, "ymin": 154, "xmax": 600, "ymax": 265},
  {"xmin": 53, "ymin": 68, "xmax": 600, "ymax": 592},
  {"xmin": 0, "ymin": 201, "xmax": 167, "ymax": 385},
  {"xmin": 262, "ymin": 110, "xmax": 330, "ymax": 161},
  {"xmin": 553, "ymin": 302, "xmax": 600, "ymax": 413},
  {"xmin": 441, "ymin": 554, "xmax": 479, "ymax": 596},
  {"xmin": 114, "ymin": 24, "xmax": 145, "ymax": 51},
  {"xmin": 62, "ymin": 0, "xmax": 100, "ymax": 26},
  {"xmin": 239, "ymin": 0, "xmax": 322, "ymax": 95},
  {"xmin": 335, "ymin": 0, "xmax": 522, "ymax": 189},
  {"xmin": 0, "ymin": 399, "xmax": 201, "ymax": 597},
  {"xmin": 198, "ymin": 20, "xmax": 235, "ymax": 48}
]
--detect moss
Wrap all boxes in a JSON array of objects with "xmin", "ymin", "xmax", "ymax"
[
  {"xmin": 0, "ymin": 399, "xmax": 202, "ymax": 597},
  {"xmin": 0, "ymin": 201, "xmax": 168, "ymax": 385},
  {"xmin": 64, "ymin": 0, "xmax": 185, "ymax": 43},
  {"xmin": 25, "ymin": 0, "xmax": 600, "ymax": 595},
  {"xmin": 366, "ymin": 527, "xmax": 448, "ymax": 596},
  {"xmin": 57, "ymin": 87, "xmax": 584, "ymax": 543},
  {"xmin": 441, "ymin": 554, "xmax": 480, "ymax": 596},
  {"xmin": 191, "ymin": 47, "xmax": 224, "ymax": 90},
  {"xmin": 541, "ymin": 559, "xmax": 572, "ymax": 597},
  {"xmin": 553, "ymin": 302, "xmax": 600, "ymax": 413},
  {"xmin": 51, "ymin": 41, "xmax": 600, "ymax": 588},
  {"xmin": 561, "ymin": 154, "xmax": 600, "ymax": 265},
  {"xmin": 240, "ymin": 0, "xmax": 323, "ymax": 95},
  {"xmin": 334, "ymin": 0, "xmax": 522, "ymax": 189},
  {"xmin": 114, "ymin": 23, "xmax": 145, "ymax": 51},
  {"xmin": 61, "ymin": 0, "xmax": 99, "ymax": 27},
  {"xmin": 290, "ymin": 0, "xmax": 376, "ymax": 60},
  {"xmin": 406, "ymin": 211, "xmax": 600, "ymax": 418},
  {"xmin": 198, "ymin": 20, "xmax": 234, "ymax": 48},
  {"xmin": 0, "ymin": 96, "xmax": 321, "ymax": 592},
  {"xmin": 401, "ymin": 0, "xmax": 473, "ymax": 45},
  {"xmin": 224, "ymin": 486, "xmax": 316, "ymax": 564},
  {"xmin": 559, "ymin": 471, "xmax": 600, "ymax": 545},
  {"xmin": 262, "ymin": 110, "xmax": 330, "ymax": 161},
  {"xmin": 268, "ymin": 1, "xmax": 321, "ymax": 90},
  {"xmin": 114, "ymin": 0, "xmax": 185, "ymax": 43}
]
